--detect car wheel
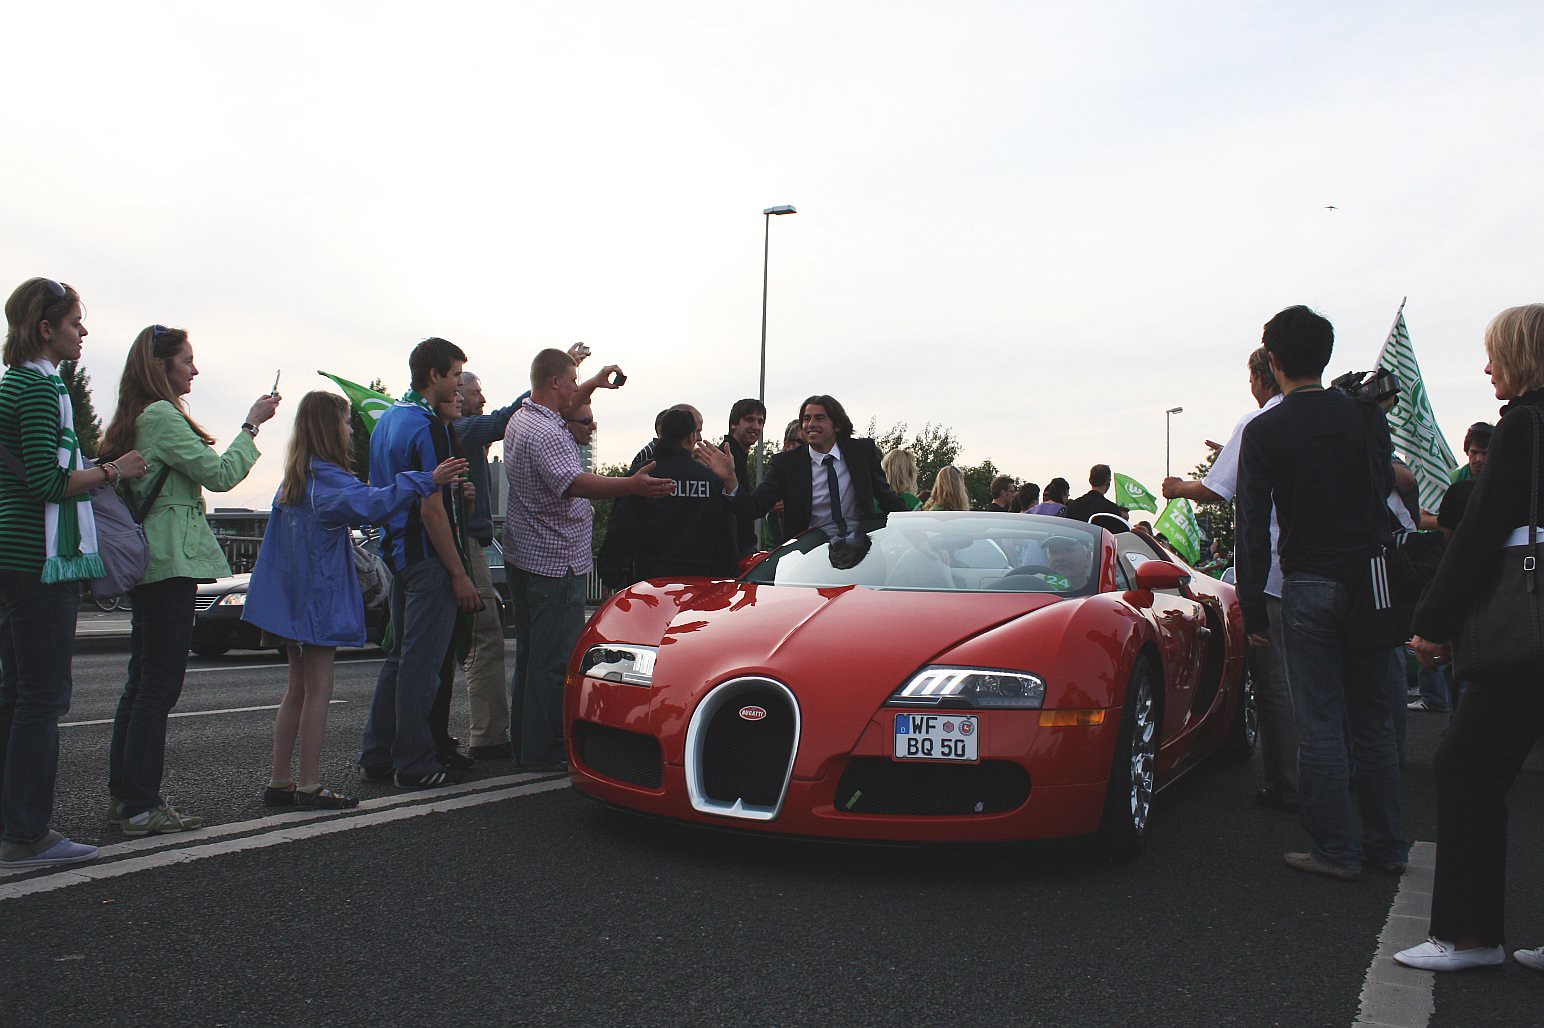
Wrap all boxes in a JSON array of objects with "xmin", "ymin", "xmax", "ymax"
[
  {"xmin": 191, "ymin": 642, "xmax": 230, "ymax": 658},
  {"xmin": 1097, "ymin": 659, "xmax": 1158, "ymax": 862},
  {"xmin": 1221, "ymin": 668, "xmax": 1258, "ymax": 763}
]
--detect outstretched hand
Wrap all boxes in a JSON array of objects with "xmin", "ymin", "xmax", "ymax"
[
  {"xmin": 693, "ymin": 440, "xmax": 737, "ymax": 486},
  {"xmin": 630, "ymin": 461, "xmax": 678, "ymax": 498},
  {"xmin": 432, "ymin": 457, "xmax": 468, "ymax": 487}
]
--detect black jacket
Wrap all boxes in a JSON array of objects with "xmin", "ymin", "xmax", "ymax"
[
  {"xmin": 1063, "ymin": 490, "xmax": 1126, "ymax": 523},
  {"xmin": 723, "ymin": 435, "xmax": 757, "ymax": 556},
  {"xmin": 730, "ymin": 437, "xmax": 907, "ymax": 543},
  {"xmin": 1412, "ymin": 388, "xmax": 1544, "ymax": 641},
  {"xmin": 597, "ymin": 446, "xmax": 737, "ymax": 589}
]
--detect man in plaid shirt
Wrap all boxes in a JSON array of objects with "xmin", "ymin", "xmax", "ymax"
[{"xmin": 503, "ymin": 348, "xmax": 675, "ymax": 771}]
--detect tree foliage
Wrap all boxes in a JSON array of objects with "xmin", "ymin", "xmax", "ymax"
[
  {"xmin": 866, "ymin": 418, "xmax": 962, "ymax": 492},
  {"xmin": 1186, "ymin": 448, "xmax": 1234, "ymax": 554},
  {"xmin": 590, "ymin": 461, "xmax": 632, "ymax": 553},
  {"xmin": 59, "ymin": 360, "xmax": 102, "ymax": 458},
  {"xmin": 348, "ymin": 377, "xmax": 390, "ymax": 482},
  {"xmin": 960, "ymin": 460, "xmax": 1000, "ymax": 510}
]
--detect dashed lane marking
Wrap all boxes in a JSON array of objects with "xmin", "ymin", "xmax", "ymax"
[
  {"xmin": 0, "ymin": 774, "xmax": 571, "ymax": 900},
  {"xmin": 1354, "ymin": 840, "xmax": 1437, "ymax": 1028},
  {"xmin": 60, "ymin": 700, "xmax": 348, "ymax": 728}
]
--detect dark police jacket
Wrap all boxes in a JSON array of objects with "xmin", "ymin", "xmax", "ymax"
[{"xmin": 597, "ymin": 446, "xmax": 737, "ymax": 589}]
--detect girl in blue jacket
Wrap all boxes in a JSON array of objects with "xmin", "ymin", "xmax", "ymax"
[{"xmin": 245, "ymin": 391, "xmax": 465, "ymax": 809}]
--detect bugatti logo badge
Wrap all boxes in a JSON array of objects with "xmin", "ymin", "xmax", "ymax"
[
  {"xmin": 961, "ymin": 721, "xmax": 974, "ymax": 735},
  {"xmin": 738, "ymin": 705, "xmax": 767, "ymax": 721}
]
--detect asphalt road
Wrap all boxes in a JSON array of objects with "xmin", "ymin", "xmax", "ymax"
[{"xmin": 3, "ymin": 634, "xmax": 1543, "ymax": 1026}]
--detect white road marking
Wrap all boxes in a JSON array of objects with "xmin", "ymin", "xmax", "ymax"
[
  {"xmin": 0, "ymin": 774, "xmax": 570, "ymax": 900},
  {"xmin": 1354, "ymin": 840, "xmax": 1437, "ymax": 1028},
  {"xmin": 60, "ymin": 700, "xmax": 348, "ymax": 728},
  {"xmin": 184, "ymin": 658, "xmax": 386, "ymax": 673}
]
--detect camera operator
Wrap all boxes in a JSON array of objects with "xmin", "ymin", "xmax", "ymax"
[{"xmin": 1237, "ymin": 306, "xmax": 1409, "ymax": 883}]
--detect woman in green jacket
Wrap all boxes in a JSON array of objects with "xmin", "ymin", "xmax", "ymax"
[{"xmin": 100, "ymin": 325, "xmax": 280, "ymax": 835}]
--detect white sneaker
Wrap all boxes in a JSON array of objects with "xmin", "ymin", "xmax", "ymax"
[
  {"xmin": 1515, "ymin": 947, "xmax": 1544, "ymax": 971},
  {"xmin": 1394, "ymin": 938, "xmax": 1505, "ymax": 971}
]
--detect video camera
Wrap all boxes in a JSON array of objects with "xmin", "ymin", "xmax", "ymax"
[{"xmin": 1330, "ymin": 368, "xmax": 1400, "ymax": 404}]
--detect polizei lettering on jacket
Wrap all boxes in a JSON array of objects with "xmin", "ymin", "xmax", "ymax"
[{"xmin": 672, "ymin": 479, "xmax": 712, "ymax": 498}]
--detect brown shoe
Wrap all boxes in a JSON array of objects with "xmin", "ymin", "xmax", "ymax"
[{"xmin": 1284, "ymin": 851, "xmax": 1360, "ymax": 881}]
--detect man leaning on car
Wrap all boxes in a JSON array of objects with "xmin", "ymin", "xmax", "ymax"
[{"xmin": 1236, "ymin": 305, "xmax": 1408, "ymax": 884}]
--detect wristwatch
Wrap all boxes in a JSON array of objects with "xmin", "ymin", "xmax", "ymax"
[{"xmin": 241, "ymin": 422, "xmax": 259, "ymax": 437}]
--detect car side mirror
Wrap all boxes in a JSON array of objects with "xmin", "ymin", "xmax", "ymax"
[{"xmin": 1133, "ymin": 560, "xmax": 1192, "ymax": 592}]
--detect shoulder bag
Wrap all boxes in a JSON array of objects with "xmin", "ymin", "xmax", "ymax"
[
  {"xmin": 1452, "ymin": 405, "xmax": 1544, "ymax": 681},
  {"xmin": 0, "ymin": 442, "xmax": 169, "ymax": 598}
]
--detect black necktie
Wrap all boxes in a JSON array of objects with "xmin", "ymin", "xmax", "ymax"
[{"xmin": 824, "ymin": 455, "xmax": 848, "ymax": 537}]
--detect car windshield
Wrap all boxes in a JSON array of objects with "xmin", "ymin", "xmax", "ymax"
[{"xmin": 741, "ymin": 512, "xmax": 1104, "ymax": 595}]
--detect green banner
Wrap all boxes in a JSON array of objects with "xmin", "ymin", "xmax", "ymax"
[
  {"xmin": 1114, "ymin": 472, "xmax": 1159, "ymax": 513},
  {"xmin": 318, "ymin": 371, "xmax": 395, "ymax": 433},
  {"xmin": 1153, "ymin": 498, "xmax": 1202, "ymax": 565},
  {"xmin": 1375, "ymin": 304, "xmax": 1456, "ymax": 511}
]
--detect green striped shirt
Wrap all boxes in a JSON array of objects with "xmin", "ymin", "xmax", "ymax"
[{"xmin": 0, "ymin": 366, "xmax": 72, "ymax": 574}]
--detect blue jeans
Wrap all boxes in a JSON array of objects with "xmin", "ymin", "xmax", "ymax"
[
  {"xmin": 110, "ymin": 577, "xmax": 196, "ymax": 818},
  {"xmin": 1280, "ymin": 573, "xmax": 1408, "ymax": 870},
  {"xmin": 360, "ymin": 559, "xmax": 456, "ymax": 777},
  {"xmin": 0, "ymin": 573, "xmax": 78, "ymax": 846},
  {"xmin": 509, "ymin": 569, "xmax": 585, "ymax": 765},
  {"xmin": 1416, "ymin": 662, "xmax": 1454, "ymax": 712}
]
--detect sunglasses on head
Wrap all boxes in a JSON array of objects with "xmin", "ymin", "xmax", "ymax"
[
  {"xmin": 151, "ymin": 324, "xmax": 172, "ymax": 340},
  {"xmin": 41, "ymin": 279, "xmax": 67, "ymax": 300}
]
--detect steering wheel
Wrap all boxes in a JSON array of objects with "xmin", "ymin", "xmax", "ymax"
[{"xmin": 1006, "ymin": 564, "xmax": 1056, "ymax": 577}]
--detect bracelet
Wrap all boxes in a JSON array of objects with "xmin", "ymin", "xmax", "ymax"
[
  {"xmin": 241, "ymin": 422, "xmax": 259, "ymax": 437},
  {"xmin": 101, "ymin": 462, "xmax": 118, "ymax": 485}
]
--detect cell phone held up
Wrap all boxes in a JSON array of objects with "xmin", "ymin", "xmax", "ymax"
[{"xmin": 608, "ymin": 369, "xmax": 627, "ymax": 387}]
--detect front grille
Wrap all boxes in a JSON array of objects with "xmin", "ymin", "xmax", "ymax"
[
  {"xmin": 833, "ymin": 758, "xmax": 1030, "ymax": 816},
  {"xmin": 700, "ymin": 685, "xmax": 796, "ymax": 807},
  {"xmin": 574, "ymin": 721, "xmax": 662, "ymax": 789},
  {"xmin": 194, "ymin": 596, "xmax": 218, "ymax": 612}
]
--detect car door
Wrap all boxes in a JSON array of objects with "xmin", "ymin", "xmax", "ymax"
[{"xmin": 1119, "ymin": 540, "xmax": 1209, "ymax": 742}]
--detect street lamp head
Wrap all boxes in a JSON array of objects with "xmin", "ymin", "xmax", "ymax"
[
  {"xmin": 1167, "ymin": 406, "xmax": 1184, "ymax": 415},
  {"xmin": 763, "ymin": 205, "xmax": 797, "ymax": 216}
]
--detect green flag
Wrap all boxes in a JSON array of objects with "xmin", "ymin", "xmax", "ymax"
[
  {"xmin": 1114, "ymin": 472, "xmax": 1158, "ymax": 514},
  {"xmin": 318, "ymin": 371, "xmax": 395, "ymax": 433},
  {"xmin": 1375, "ymin": 301, "xmax": 1456, "ymax": 511},
  {"xmin": 1153, "ymin": 499, "xmax": 1202, "ymax": 565}
]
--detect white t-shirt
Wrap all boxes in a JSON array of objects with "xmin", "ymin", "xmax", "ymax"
[{"xmin": 1205, "ymin": 393, "xmax": 1284, "ymax": 598}]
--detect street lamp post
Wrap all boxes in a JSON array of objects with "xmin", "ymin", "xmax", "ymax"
[
  {"xmin": 1165, "ymin": 406, "xmax": 1184, "ymax": 478},
  {"xmin": 756, "ymin": 204, "xmax": 797, "ymax": 484}
]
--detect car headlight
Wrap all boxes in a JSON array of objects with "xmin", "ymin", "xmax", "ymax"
[
  {"xmin": 214, "ymin": 592, "xmax": 246, "ymax": 607},
  {"xmin": 581, "ymin": 644, "xmax": 658, "ymax": 686},
  {"xmin": 887, "ymin": 666, "xmax": 1045, "ymax": 710}
]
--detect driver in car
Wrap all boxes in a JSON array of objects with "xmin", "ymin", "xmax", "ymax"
[{"xmin": 1042, "ymin": 536, "xmax": 1093, "ymax": 591}]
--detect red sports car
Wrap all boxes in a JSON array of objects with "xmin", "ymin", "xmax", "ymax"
[{"xmin": 565, "ymin": 512, "xmax": 1254, "ymax": 858}]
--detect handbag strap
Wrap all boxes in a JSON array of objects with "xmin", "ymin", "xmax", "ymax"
[{"xmin": 0, "ymin": 440, "xmax": 168, "ymax": 523}]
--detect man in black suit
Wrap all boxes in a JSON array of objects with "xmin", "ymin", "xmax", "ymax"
[
  {"xmin": 1063, "ymin": 464, "xmax": 1129, "ymax": 522},
  {"xmin": 715, "ymin": 394, "xmax": 907, "ymax": 543}
]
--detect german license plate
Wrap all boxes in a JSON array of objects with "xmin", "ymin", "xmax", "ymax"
[{"xmin": 892, "ymin": 712, "xmax": 979, "ymax": 762}]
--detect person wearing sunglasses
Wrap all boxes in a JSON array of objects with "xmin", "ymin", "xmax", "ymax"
[
  {"xmin": 99, "ymin": 324, "xmax": 280, "ymax": 835},
  {"xmin": 0, "ymin": 279, "xmax": 149, "ymax": 869}
]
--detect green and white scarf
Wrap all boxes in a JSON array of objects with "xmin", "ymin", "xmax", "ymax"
[{"xmin": 26, "ymin": 359, "xmax": 103, "ymax": 583}]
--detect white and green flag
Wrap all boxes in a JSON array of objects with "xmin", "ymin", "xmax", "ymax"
[
  {"xmin": 1153, "ymin": 498, "xmax": 1203, "ymax": 565},
  {"xmin": 1114, "ymin": 472, "xmax": 1159, "ymax": 514},
  {"xmin": 318, "ymin": 371, "xmax": 395, "ymax": 433},
  {"xmin": 1376, "ymin": 301, "xmax": 1456, "ymax": 511}
]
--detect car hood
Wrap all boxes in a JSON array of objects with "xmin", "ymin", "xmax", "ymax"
[{"xmin": 632, "ymin": 582, "xmax": 1063, "ymax": 772}]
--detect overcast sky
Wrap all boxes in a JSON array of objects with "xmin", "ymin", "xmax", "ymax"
[{"xmin": 5, "ymin": 1, "xmax": 1539, "ymax": 508}]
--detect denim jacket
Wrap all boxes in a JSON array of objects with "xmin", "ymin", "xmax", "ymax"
[{"xmin": 243, "ymin": 460, "xmax": 435, "ymax": 647}]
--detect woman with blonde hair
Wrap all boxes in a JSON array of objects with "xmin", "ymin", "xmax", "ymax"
[
  {"xmin": 99, "ymin": 324, "xmax": 279, "ymax": 835},
  {"xmin": 245, "ymin": 392, "xmax": 465, "ymax": 809},
  {"xmin": 1395, "ymin": 304, "xmax": 1544, "ymax": 973},
  {"xmin": 923, "ymin": 465, "xmax": 970, "ymax": 511},
  {"xmin": 0, "ymin": 278, "xmax": 147, "ymax": 869},
  {"xmin": 882, "ymin": 449, "xmax": 922, "ymax": 510}
]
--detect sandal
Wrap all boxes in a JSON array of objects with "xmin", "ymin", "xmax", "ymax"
[
  {"xmin": 262, "ymin": 783, "xmax": 297, "ymax": 808},
  {"xmin": 294, "ymin": 787, "xmax": 359, "ymax": 810}
]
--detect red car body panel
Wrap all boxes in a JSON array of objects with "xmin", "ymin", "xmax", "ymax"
[{"xmin": 565, "ymin": 523, "xmax": 1247, "ymax": 845}]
